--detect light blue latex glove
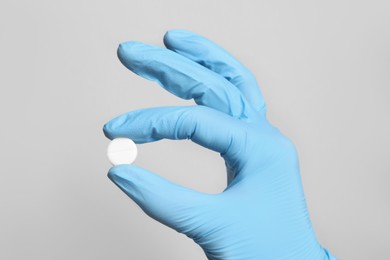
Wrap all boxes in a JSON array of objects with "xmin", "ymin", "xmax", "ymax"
[{"xmin": 103, "ymin": 30, "xmax": 336, "ymax": 260}]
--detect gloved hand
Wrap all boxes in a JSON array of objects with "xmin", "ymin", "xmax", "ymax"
[{"xmin": 103, "ymin": 30, "xmax": 336, "ymax": 260}]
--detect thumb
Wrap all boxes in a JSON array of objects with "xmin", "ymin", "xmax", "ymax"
[{"xmin": 108, "ymin": 165, "xmax": 214, "ymax": 238}]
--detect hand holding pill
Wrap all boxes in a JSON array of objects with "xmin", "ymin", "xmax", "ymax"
[{"xmin": 103, "ymin": 30, "xmax": 336, "ymax": 260}]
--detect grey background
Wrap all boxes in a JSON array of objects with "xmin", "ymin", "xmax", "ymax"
[{"xmin": 1, "ymin": 0, "xmax": 389, "ymax": 259}]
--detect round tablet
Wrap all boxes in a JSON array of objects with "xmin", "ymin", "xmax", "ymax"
[{"xmin": 107, "ymin": 138, "xmax": 137, "ymax": 166}]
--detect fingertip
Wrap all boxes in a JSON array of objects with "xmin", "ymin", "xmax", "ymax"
[
  {"xmin": 163, "ymin": 30, "xmax": 173, "ymax": 48},
  {"xmin": 102, "ymin": 123, "xmax": 113, "ymax": 140},
  {"xmin": 117, "ymin": 41, "xmax": 147, "ymax": 69},
  {"xmin": 117, "ymin": 41, "xmax": 131, "ymax": 60},
  {"xmin": 163, "ymin": 29, "xmax": 196, "ymax": 47},
  {"xmin": 103, "ymin": 113, "xmax": 129, "ymax": 140},
  {"xmin": 102, "ymin": 121, "xmax": 118, "ymax": 140},
  {"xmin": 164, "ymin": 29, "xmax": 193, "ymax": 38},
  {"xmin": 107, "ymin": 165, "xmax": 118, "ymax": 180},
  {"xmin": 163, "ymin": 30, "xmax": 178, "ymax": 48},
  {"xmin": 107, "ymin": 164, "xmax": 139, "ymax": 183},
  {"xmin": 117, "ymin": 41, "xmax": 139, "ymax": 53},
  {"xmin": 117, "ymin": 42, "xmax": 131, "ymax": 68}
]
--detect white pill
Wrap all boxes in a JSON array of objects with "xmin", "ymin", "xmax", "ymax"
[{"xmin": 107, "ymin": 138, "xmax": 137, "ymax": 166}]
